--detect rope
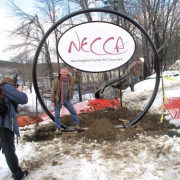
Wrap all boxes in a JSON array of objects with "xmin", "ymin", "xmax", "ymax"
[{"xmin": 160, "ymin": 75, "xmax": 166, "ymax": 123}]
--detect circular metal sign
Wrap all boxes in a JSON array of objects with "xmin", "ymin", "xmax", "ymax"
[{"xmin": 58, "ymin": 22, "xmax": 135, "ymax": 72}]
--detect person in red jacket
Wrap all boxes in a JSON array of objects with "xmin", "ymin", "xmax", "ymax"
[
  {"xmin": 0, "ymin": 76, "xmax": 28, "ymax": 180},
  {"xmin": 125, "ymin": 57, "xmax": 144, "ymax": 92}
]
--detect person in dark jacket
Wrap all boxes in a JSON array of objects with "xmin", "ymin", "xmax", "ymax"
[
  {"xmin": 0, "ymin": 76, "xmax": 28, "ymax": 180},
  {"xmin": 125, "ymin": 57, "xmax": 144, "ymax": 92},
  {"xmin": 51, "ymin": 67, "xmax": 82, "ymax": 135}
]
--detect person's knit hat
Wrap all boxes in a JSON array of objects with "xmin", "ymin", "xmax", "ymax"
[{"xmin": 139, "ymin": 57, "xmax": 144, "ymax": 63}]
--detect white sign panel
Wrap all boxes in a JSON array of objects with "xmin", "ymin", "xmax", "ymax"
[{"xmin": 58, "ymin": 22, "xmax": 135, "ymax": 72}]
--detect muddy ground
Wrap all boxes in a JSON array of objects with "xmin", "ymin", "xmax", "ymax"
[
  {"xmin": 26, "ymin": 107, "xmax": 177, "ymax": 144},
  {"xmin": 60, "ymin": 107, "xmax": 176, "ymax": 143},
  {"xmin": 17, "ymin": 107, "xmax": 180, "ymax": 180}
]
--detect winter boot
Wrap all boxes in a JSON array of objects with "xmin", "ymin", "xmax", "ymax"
[
  {"xmin": 74, "ymin": 124, "xmax": 84, "ymax": 133},
  {"xmin": 13, "ymin": 170, "xmax": 28, "ymax": 180},
  {"xmin": 55, "ymin": 128, "xmax": 62, "ymax": 135}
]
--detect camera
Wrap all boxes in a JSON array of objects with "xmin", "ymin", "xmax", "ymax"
[{"xmin": 13, "ymin": 74, "xmax": 23, "ymax": 88}]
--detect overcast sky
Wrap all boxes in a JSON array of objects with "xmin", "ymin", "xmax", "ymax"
[{"xmin": 0, "ymin": 0, "xmax": 35, "ymax": 61}]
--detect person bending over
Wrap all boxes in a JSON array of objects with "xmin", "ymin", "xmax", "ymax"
[{"xmin": 125, "ymin": 57, "xmax": 144, "ymax": 92}]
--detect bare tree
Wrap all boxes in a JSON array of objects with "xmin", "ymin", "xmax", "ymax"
[
  {"xmin": 10, "ymin": 52, "xmax": 33, "ymax": 87},
  {"xmin": 99, "ymin": 0, "xmax": 180, "ymax": 77},
  {"xmin": 4, "ymin": 0, "xmax": 67, "ymax": 84},
  {"xmin": 130, "ymin": 0, "xmax": 180, "ymax": 72}
]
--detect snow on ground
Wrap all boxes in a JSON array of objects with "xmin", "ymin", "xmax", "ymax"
[
  {"xmin": 123, "ymin": 71, "xmax": 180, "ymax": 118},
  {"xmin": 1, "ymin": 70, "xmax": 180, "ymax": 180}
]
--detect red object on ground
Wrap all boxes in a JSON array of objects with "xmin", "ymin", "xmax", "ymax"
[
  {"xmin": 60, "ymin": 101, "xmax": 91, "ymax": 116},
  {"xmin": 164, "ymin": 97, "xmax": 180, "ymax": 119},
  {"xmin": 88, "ymin": 99, "xmax": 120, "ymax": 111},
  {"xmin": 39, "ymin": 99, "xmax": 122, "ymax": 120},
  {"xmin": 18, "ymin": 116, "xmax": 44, "ymax": 127},
  {"xmin": 40, "ymin": 101, "xmax": 91, "ymax": 120}
]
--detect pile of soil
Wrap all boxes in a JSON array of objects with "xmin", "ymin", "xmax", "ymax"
[
  {"xmin": 23, "ymin": 107, "xmax": 177, "ymax": 143},
  {"xmin": 59, "ymin": 107, "xmax": 177, "ymax": 143}
]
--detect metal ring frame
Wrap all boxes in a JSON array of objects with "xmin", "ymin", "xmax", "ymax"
[{"xmin": 32, "ymin": 8, "xmax": 160, "ymax": 128}]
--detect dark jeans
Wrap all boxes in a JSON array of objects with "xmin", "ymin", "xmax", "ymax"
[
  {"xmin": 0, "ymin": 128, "xmax": 24, "ymax": 180},
  {"xmin": 54, "ymin": 101, "xmax": 79, "ymax": 128}
]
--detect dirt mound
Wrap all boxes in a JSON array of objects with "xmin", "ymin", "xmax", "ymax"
[
  {"xmin": 22, "ymin": 107, "xmax": 177, "ymax": 143},
  {"xmin": 60, "ymin": 107, "xmax": 176, "ymax": 143},
  {"xmin": 75, "ymin": 118, "xmax": 120, "ymax": 143}
]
